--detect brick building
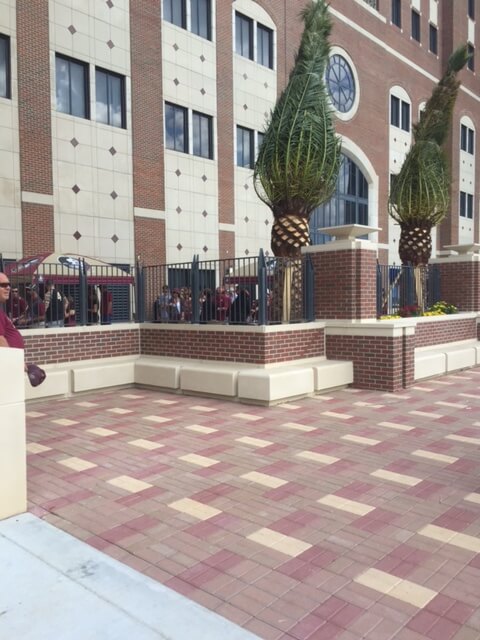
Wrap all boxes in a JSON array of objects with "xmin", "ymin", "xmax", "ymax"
[{"xmin": 0, "ymin": 0, "xmax": 478, "ymax": 267}]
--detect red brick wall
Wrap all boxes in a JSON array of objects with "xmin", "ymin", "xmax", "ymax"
[
  {"xmin": 311, "ymin": 249, "xmax": 377, "ymax": 319},
  {"xmin": 219, "ymin": 230, "xmax": 235, "ymax": 261},
  {"xmin": 141, "ymin": 326, "xmax": 325, "ymax": 364},
  {"xmin": 415, "ymin": 317, "xmax": 477, "ymax": 347},
  {"xmin": 436, "ymin": 261, "xmax": 480, "ymax": 312},
  {"xmin": 134, "ymin": 218, "xmax": 166, "ymax": 267},
  {"xmin": 130, "ymin": 0, "xmax": 165, "ymax": 213},
  {"xmin": 326, "ymin": 333, "xmax": 414, "ymax": 392},
  {"xmin": 21, "ymin": 203, "xmax": 55, "ymax": 255},
  {"xmin": 16, "ymin": 0, "xmax": 54, "ymax": 255},
  {"xmin": 23, "ymin": 329, "xmax": 140, "ymax": 364}
]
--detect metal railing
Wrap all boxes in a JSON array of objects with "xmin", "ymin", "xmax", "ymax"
[
  {"xmin": 140, "ymin": 251, "xmax": 315, "ymax": 325},
  {"xmin": 2, "ymin": 259, "xmax": 134, "ymax": 328},
  {"xmin": 376, "ymin": 264, "xmax": 441, "ymax": 317}
]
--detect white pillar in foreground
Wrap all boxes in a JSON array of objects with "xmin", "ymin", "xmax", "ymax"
[{"xmin": 0, "ymin": 348, "xmax": 27, "ymax": 520}]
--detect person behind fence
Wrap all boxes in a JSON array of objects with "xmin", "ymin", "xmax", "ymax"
[
  {"xmin": 6, "ymin": 284, "xmax": 28, "ymax": 326},
  {"xmin": 200, "ymin": 288, "xmax": 215, "ymax": 322},
  {"xmin": 87, "ymin": 285, "xmax": 99, "ymax": 324},
  {"xmin": 64, "ymin": 296, "xmax": 76, "ymax": 327},
  {"xmin": 98, "ymin": 284, "xmax": 113, "ymax": 324},
  {"xmin": 215, "ymin": 286, "xmax": 230, "ymax": 322},
  {"xmin": 25, "ymin": 286, "xmax": 45, "ymax": 327},
  {"xmin": 229, "ymin": 287, "xmax": 251, "ymax": 324},
  {"xmin": 156, "ymin": 285, "xmax": 171, "ymax": 322},
  {"xmin": 168, "ymin": 289, "xmax": 182, "ymax": 322},
  {"xmin": 44, "ymin": 280, "xmax": 65, "ymax": 327}
]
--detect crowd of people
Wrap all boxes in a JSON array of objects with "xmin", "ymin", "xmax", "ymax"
[
  {"xmin": 2, "ymin": 281, "xmax": 113, "ymax": 328},
  {"xmin": 154, "ymin": 285, "xmax": 260, "ymax": 324}
]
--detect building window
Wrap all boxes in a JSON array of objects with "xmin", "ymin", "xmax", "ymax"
[
  {"xmin": 95, "ymin": 68, "xmax": 125, "ymax": 128},
  {"xmin": 192, "ymin": 111, "xmax": 213, "ymax": 159},
  {"xmin": 411, "ymin": 10, "xmax": 421, "ymax": 42},
  {"xmin": 468, "ymin": 0, "xmax": 475, "ymax": 20},
  {"xmin": 429, "ymin": 24, "xmax": 438, "ymax": 54},
  {"xmin": 460, "ymin": 191, "xmax": 473, "ymax": 219},
  {"xmin": 163, "ymin": 0, "xmax": 186, "ymax": 28},
  {"xmin": 0, "ymin": 34, "xmax": 10, "ymax": 99},
  {"xmin": 236, "ymin": 126, "xmax": 254, "ymax": 168},
  {"xmin": 235, "ymin": 12, "xmax": 253, "ymax": 60},
  {"xmin": 467, "ymin": 43, "xmax": 475, "ymax": 71},
  {"xmin": 55, "ymin": 54, "xmax": 89, "ymax": 119},
  {"xmin": 165, "ymin": 102, "xmax": 188, "ymax": 153},
  {"xmin": 461, "ymin": 124, "xmax": 475, "ymax": 154},
  {"xmin": 191, "ymin": 0, "xmax": 211, "ymax": 40},
  {"xmin": 257, "ymin": 24, "xmax": 273, "ymax": 69},
  {"xmin": 390, "ymin": 95, "xmax": 410, "ymax": 132},
  {"xmin": 363, "ymin": 0, "xmax": 378, "ymax": 8},
  {"xmin": 310, "ymin": 154, "xmax": 369, "ymax": 245},
  {"xmin": 391, "ymin": 0, "xmax": 401, "ymax": 27}
]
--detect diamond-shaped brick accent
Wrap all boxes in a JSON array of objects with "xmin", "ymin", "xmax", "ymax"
[
  {"xmin": 72, "ymin": 184, "xmax": 80, "ymax": 194},
  {"xmin": 201, "ymin": 175, "xmax": 207, "ymax": 182},
  {"xmin": 106, "ymin": 0, "xmax": 113, "ymax": 7},
  {"xmin": 202, "ymin": 210, "xmax": 208, "ymax": 218},
  {"xmin": 111, "ymin": 234, "xmax": 119, "ymax": 243},
  {"xmin": 174, "ymin": 78, "xmax": 179, "ymax": 86},
  {"xmin": 176, "ymin": 206, "xmax": 182, "ymax": 214},
  {"xmin": 265, "ymin": 219, "xmax": 270, "ymax": 225},
  {"xmin": 264, "ymin": 82, "xmax": 269, "ymax": 88},
  {"xmin": 244, "ymin": 184, "xmax": 249, "ymax": 190},
  {"xmin": 107, "ymin": 40, "xmax": 114, "ymax": 49},
  {"xmin": 73, "ymin": 231, "xmax": 82, "ymax": 240},
  {"xmin": 244, "ymin": 249, "xmax": 250, "ymax": 256},
  {"xmin": 200, "ymin": 88, "xmax": 206, "ymax": 95},
  {"xmin": 68, "ymin": 25, "xmax": 77, "ymax": 35},
  {"xmin": 243, "ymin": 73, "xmax": 248, "ymax": 80},
  {"xmin": 244, "ymin": 216, "xmax": 249, "ymax": 223},
  {"xmin": 200, "ymin": 54, "xmax": 205, "ymax": 62},
  {"xmin": 176, "ymin": 243, "xmax": 183, "ymax": 251},
  {"xmin": 175, "ymin": 169, "xmax": 181, "ymax": 177},
  {"xmin": 110, "ymin": 191, "xmax": 118, "ymax": 200},
  {"xmin": 173, "ymin": 43, "xmax": 179, "ymax": 51},
  {"xmin": 243, "ymin": 104, "xmax": 248, "ymax": 110},
  {"xmin": 70, "ymin": 137, "xmax": 79, "ymax": 147},
  {"xmin": 109, "ymin": 146, "xmax": 117, "ymax": 156},
  {"xmin": 203, "ymin": 246, "xmax": 208, "ymax": 253}
]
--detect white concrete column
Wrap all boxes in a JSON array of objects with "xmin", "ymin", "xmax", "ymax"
[{"xmin": 0, "ymin": 348, "xmax": 27, "ymax": 520}]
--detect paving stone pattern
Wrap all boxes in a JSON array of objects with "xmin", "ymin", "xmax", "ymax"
[{"xmin": 26, "ymin": 370, "xmax": 480, "ymax": 640}]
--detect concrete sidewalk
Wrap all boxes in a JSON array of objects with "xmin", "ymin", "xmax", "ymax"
[{"xmin": 0, "ymin": 513, "xmax": 259, "ymax": 640}]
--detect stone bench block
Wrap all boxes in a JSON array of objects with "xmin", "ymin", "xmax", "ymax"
[
  {"xmin": 238, "ymin": 367, "xmax": 314, "ymax": 405},
  {"xmin": 135, "ymin": 360, "xmax": 180, "ymax": 389},
  {"xmin": 180, "ymin": 366, "xmax": 238, "ymax": 398},
  {"xmin": 73, "ymin": 362, "xmax": 136, "ymax": 393},
  {"xmin": 312, "ymin": 360, "xmax": 353, "ymax": 391},
  {"xmin": 445, "ymin": 346, "xmax": 477, "ymax": 372},
  {"xmin": 415, "ymin": 351, "xmax": 447, "ymax": 380},
  {"xmin": 25, "ymin": 369, "xmax": 70, "ymax": 400}
]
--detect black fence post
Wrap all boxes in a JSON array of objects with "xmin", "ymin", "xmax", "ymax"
[
  {"xmin": 135, "ymin": 261, "xmax": 145, "ymax": 323},
  {"xmin": 376, "ymin": 263, "xmax": 383, "ymax": 318},
  {"xmin": 257, "ymin": 249, "xmax": 267, "ymax": 325},
  {"xmin": 191, "ymin": 255, "xmax": 200, "ymax": 323},
  {"xmin": 78, "ymin": 259, "xmax": 87, "ymax": 326},
  {"xmin": 304, "ymin": 254, "xmax": 314, "ymax": 322}
]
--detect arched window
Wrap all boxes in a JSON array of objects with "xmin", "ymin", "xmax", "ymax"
[{"xmin": 309, "ymin": 154, "xmax": 369, "ymax": 244}]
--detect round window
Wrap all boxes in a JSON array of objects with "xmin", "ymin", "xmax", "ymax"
[{"xmin": 326, "ymin": 54, "xmax": 356, "ymax": 114}]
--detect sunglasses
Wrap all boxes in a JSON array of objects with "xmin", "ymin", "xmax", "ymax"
[{"xmin": 0, "ymin": 283, "xmax": 11, "ymax": 288}]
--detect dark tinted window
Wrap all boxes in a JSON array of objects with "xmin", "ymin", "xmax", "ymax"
[
  {"xmin": 257, "ymin": 24, "xmax": 273, "ymax": 69},
  {"xmin": 96, "ymin": 68, "xmax": 125, "ymax": 128},
  {"xmin": 165, "ymin": 102, "xmax": 188, "ymax": 152},
  {"xmin": 411, "ymin": 10, "xmax": 421, "ymax": 42},
  {"xmin": 56, "ymin": 54, "xmax": 89, "ymax": 118},
  {"xmin": 191, "ymin": 0, "xmax": 211, "ymax": 40},
  {"xmin": 164, "ymin": 0, "xmax": 186, "ymax": 28},
  {"xmin": 192, "ymin": 111, "xmax": 213, "ymax": 159},
  {"xmin": 236, "ymin": 12, "xmax": 253, "ymax": 60},
  {"xmin": 236, "ymin": 126, "xmax": 254, "ymax": 168},
  {"xmin": 0, "ymin": 34, "xmax": 10, "ymax": 99}
]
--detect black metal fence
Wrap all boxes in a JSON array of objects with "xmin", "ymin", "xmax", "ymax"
[
  {"xmin": 376, "ymin": 264, "xmax": 441, "ymax": 317},
  {"xmin": 140, "ymin": 251, "xmax": 315, "ymax": 325},
  {"xmin": 2, "ymin": 260, "xmax": 134, "ymax": 328}
]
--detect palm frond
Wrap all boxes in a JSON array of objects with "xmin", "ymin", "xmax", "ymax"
[{"xmin": 254, "ymin": 0, "xmax": 341, "ymax": 219}]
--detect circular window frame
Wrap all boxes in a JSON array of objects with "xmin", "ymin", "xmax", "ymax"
[{"xmin": 325, "ymin": 47, "xmax": 360, "ymax": 121}]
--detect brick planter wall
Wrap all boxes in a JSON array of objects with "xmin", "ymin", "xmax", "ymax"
[
  {"xmin": 415, "ymin": 317, "xmax": 477, "ymax": 348},
  {"xmin": 326, "ymin": 332, "xmax": 414, "ymax": 392},
  {"xmin": 23, "ymin": 327, "xmax": 140, "ymax": 364},
  {"xmin": 434, "ymin": 259, "xmax": 480, "ymax": 312},
  {"xmin": 141, "ymin": 325, "xmax": 325, "ymax": 364}
]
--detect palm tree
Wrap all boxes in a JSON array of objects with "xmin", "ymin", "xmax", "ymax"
[
  {"xmin": 254, "ymin": 0, "xmax": 341, "ymax": 258},
  {"xmin": 389, "ymin": 45, "xmax": 469, "ymax": 268}
]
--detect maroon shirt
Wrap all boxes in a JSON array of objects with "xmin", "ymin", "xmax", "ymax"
[{"xmin": 0, "ymin": 310, "xmax": 25, "ymax": 349}]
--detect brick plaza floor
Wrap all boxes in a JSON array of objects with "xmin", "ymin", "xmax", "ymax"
[{"xmin": 26, "ymin": 369, "xmax": 480, "ymax": 640}]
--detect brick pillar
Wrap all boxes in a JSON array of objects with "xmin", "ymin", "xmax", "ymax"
[
  {"xmin": 305, "ymin": 240, "xmax": 378, "ymax": 320},
  {"xmin": 17, "ymin": 0, "xmax": 54, "ymax": 255},
  {"xmin": 432, "ymin": 255, "xmax": 480, "ymax": 312}
]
